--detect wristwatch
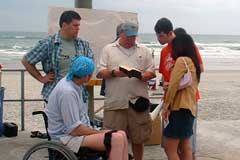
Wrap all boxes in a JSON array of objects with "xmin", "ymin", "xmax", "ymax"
[{"xmin": 111, "ymin": 69, "xmax": 116, "ymax": 77}]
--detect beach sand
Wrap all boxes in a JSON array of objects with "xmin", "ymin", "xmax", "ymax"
[
  {"xmin": 198, "ymin": 70, "xmax": 240, "ymax": 121},
  {"xmin": 2, "ymin": 69, "xmax": 240, "ymax": 128},
  {"xmin": 1, "ymin": 69, "xmax": 240, "ymax": 159}
]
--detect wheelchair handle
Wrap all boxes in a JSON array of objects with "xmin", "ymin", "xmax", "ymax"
[{"xmin": 32, "ymin": 111, "xmax": 51, "ymax": 141}]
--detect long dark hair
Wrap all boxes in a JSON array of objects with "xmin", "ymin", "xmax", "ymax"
[{"xmin": 172, "ymin": 34, "xmax": 201, "ymax": 82}]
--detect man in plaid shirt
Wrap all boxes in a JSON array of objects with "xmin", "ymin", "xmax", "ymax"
[{"xmin": 22, "ymin": 10, "xmax": 93, "ymax": 101}]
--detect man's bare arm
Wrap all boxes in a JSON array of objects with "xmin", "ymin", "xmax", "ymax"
[
  {"xmin": 21, "ymin": 57, "xmax": 54, "ymax": 84},
  {"xmin": 71, "ymin": 124, "xmax": 109, "ymax": 136},
  {"xmin": 96, "ymin": 69, "xmax": 127, "ymax": 79}
]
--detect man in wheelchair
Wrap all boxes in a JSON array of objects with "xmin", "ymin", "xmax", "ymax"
[{"xmin": 45, "ymin": 56, "xmax": 128, "ymax": 160}]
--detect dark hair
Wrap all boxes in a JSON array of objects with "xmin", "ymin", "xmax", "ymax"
[
  {"xmin": 154, "ymin": 17, "xmax": 173, "ymax": 34},
  {"xmin": 173, "ymin": 27, "xmax": 187, "ymax": 36},
  {"xmin": 172, "ymin": 34, "xmax": 201, "ymax": 82},
  {"xmin": 59, "ymin": 10, "xmax": 81, "ymax": 28}
]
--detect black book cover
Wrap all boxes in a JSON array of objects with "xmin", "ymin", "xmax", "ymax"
[{"xmin": 119, "ymin": 65, "xmax": 142, "ymax": 79}]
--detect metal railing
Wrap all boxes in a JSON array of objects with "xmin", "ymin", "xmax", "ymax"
[
  {"xmin": 2, "ymin": 69, "xmax": 44, "ymax": 131},
  {"xmin": 2, "ymin": 69, "xmax": 163, "ymax": 131}
]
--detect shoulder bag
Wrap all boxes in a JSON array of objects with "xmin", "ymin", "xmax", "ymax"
[{"xmin": 179, "ymin": 57, "xmax": 193, "ymax": 90}]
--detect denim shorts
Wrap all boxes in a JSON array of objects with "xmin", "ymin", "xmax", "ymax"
[{"xmin": 164, "ymin": 109, "xmax": 194, "ymax": 139}]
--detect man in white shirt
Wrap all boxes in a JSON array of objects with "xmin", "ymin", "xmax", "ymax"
[{"xmin": 97, "ymin": 22, "xmax": 156, "ymax": 160}]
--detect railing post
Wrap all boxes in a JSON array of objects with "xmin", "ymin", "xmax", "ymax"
[
  {"xmin": 86, "ymin": 86, "xmax": 94, "ymax": 122},
  {"xmin": 75, "ymin": 0, "xmax": 94, "ymax": 123},
  {"xmin": 21, "ymin": 70, "xmax": 25, "ymax": 131},
  {"xmin": 75, "ymin": 0, "xmax": 92, "ymax": 8}
]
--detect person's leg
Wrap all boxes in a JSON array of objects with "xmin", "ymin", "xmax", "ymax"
[
  {"xmin": 132, "ymin": 143, "xmax": 144, "ymax": 160},
  {"xmin": 81, "ymin": 131, "xmax": 128, "ymax": 160},
  {"xmin": 179, "ymin": 138, "xmax": 192, "ymax": 160},
  {"xmin": 128, "ymin": 107, "xmax": 152, "ymax": 160},
  {"xmin": 191, "ymin": 118, "xmax": 197, "ymax": 160},
  {"xmin": 109, "ymin": 131, "xmax": 128, "ymax": 160},
  {"xmin": 179, "ymin": 120, "xmax": 195, "ymax": 160},
  {"xmin": 167, "ymin": 109, "xmax": 194, "ymax": 160},
  {"xmin": 81, "ymin": 133, "xmax": 106, "ymax": 151},
  {"xmin": 179, "ymin": 120, "xmax": 196, "ymax": 160},
  {"xmin": 164, "ymin": 137, "xmax": 180, "ymax": 160},
  {"xmin": 102, "ymin": 110, "xmax": 129, "ymax": 159},
  {"xmin": 116, "ymin": 130, "xmax": 129, "ymax": 160},
  {"xmin": 192, "ymin": 104, "xmax": 198, "ymax": 160}
]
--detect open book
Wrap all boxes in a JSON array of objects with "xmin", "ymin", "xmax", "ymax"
[{"xmin": 119, "ymin": 65, "xmax": 142, "ymax": 79}]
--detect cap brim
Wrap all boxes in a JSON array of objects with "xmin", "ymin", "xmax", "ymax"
[{"xmin": 125, "ymin": 31, "xmax": 138, "ymax": 37}]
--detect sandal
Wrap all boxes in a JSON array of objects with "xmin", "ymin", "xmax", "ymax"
[{"xmin": 30, "ymin": 131, "xmax": 48, "ymax": 139}]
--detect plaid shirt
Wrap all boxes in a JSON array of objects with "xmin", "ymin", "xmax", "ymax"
[{"xmin": 24, "ymin": 31, "xmax": 93, "ymax": 100}]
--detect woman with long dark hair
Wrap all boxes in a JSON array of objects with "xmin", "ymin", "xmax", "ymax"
[{"xmin": 161, "ymin": 34, "xmax": 201, "ymax": 160}]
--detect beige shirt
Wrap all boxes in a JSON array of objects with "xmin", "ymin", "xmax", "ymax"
[
  {"xmin": 164, "ymin": 57, "xmax": 198, "ymax": 117},
  {"xmin": 97, "ymin": 41, "xmax": 155, "ymax": 110}
]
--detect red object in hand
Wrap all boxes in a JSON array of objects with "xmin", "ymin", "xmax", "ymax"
[{"xmin": 0, "ymin": 64, "xmax": 2, "ymax": 69}]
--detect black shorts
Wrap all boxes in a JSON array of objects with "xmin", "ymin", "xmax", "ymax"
[{"xmin": 164, "ymin": 109, "xmax": 194, "ymax": 139}]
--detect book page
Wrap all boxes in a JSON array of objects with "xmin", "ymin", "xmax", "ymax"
[{"xmin": 119, "ymin": 65, "xmax": 141, "ymax": 72}]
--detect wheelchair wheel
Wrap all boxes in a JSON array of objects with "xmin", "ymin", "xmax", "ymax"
[{"xmin": 23, "ymin": 141, "xmax": 78, "ymax": 160}]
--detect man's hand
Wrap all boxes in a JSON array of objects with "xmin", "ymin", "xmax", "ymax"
[
  {"xmin": 161, "ymin": 108, "xmax": 170, "ymax": 121},
  {"xmin": 40, "ymin": 72, "xmax": 55, "ymax": 84},
  {"xmin": 22, "ymin": 58, "xmax": 55, "ymax": 84},
  {"xmin": 114, "ymin": 69, "xmax": 127, "ymax": 77},
  {"xmin": 161, "ymin": 103, "xmax": 170, "ymax": 121},
  {"xmin": 98, "ymin": 129, "xmax": 112, "ymax": 134},
  {"xmin": 141, "ymin": 71, "xmax": 156, "ymax": 82},
  {"xmin": 96, "ymin": 69, "xmax": 127, "ymax": 79}
]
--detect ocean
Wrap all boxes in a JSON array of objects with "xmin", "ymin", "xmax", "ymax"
[{"xmin": 1, "ymin": 31, "xmax": 240, "ymax": 70}]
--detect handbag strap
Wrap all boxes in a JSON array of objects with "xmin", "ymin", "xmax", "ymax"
[{"xmin": 182, "ymin": 57, "xmax": 190, "ymax": 72}]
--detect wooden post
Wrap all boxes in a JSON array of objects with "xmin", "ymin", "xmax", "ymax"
[
  {"xmin": 75, "ymin": 0, "xmax": 92, "ymax": 8},
  {"xmin": 74, "ymin": 0, "xmax": 95, "ymax": 122}
]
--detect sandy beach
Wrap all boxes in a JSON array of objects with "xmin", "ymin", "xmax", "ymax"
[
  {"xmin": 1, "ymin": 69, "xmax": 240, "ymax": 129},
  {"xmin": 1, "ymin": 69, "xmax": 240, "ymax": 160},
  {"xmin": 198, "ymin": 70, "xmax": 240, "ymax": 121}
]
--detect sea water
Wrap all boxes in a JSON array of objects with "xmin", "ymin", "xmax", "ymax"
[
  {"xmin": 1, "ymin": 31, "xmax": 240, "ymax": 70},
  {"xmin": 138, "ymin": 33, "xmax": 240, "ymax": 70}
]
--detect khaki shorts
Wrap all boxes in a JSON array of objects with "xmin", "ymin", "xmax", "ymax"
[{"xmin": 103, "ymin": 107, "xmax": 152, "ymax": 144}]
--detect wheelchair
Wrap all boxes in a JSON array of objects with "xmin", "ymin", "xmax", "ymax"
[{"xmin": 23, "ymin": 111, "xmax": 107, "ymax": 160}]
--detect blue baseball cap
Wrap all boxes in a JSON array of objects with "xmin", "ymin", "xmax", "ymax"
[
  {"xmin": 66, "ymin": 56, "xmax": 95, "ymax": 81},
  {"xmin": 121, "ymin": 22, "xmax": 138, "ymax": 37}
]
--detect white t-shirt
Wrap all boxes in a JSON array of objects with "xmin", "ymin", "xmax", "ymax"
[{"xmin": 97, "ymin": 41, "xmax": 155, "ymax": 110}]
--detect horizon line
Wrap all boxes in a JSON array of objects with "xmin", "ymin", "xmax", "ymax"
[{"xmin": 0, "ymin": 30, "xmax": 240, "ymax": 36}]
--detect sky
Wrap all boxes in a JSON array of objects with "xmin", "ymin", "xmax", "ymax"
[{"xmin": 0, "ymin": 0, "xmax": 240, "ymax": 35}]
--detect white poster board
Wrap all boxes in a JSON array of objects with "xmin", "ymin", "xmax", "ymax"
[{"xmin": 48, "ymin": 7, "xmax": 138, "ymax": 67}]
